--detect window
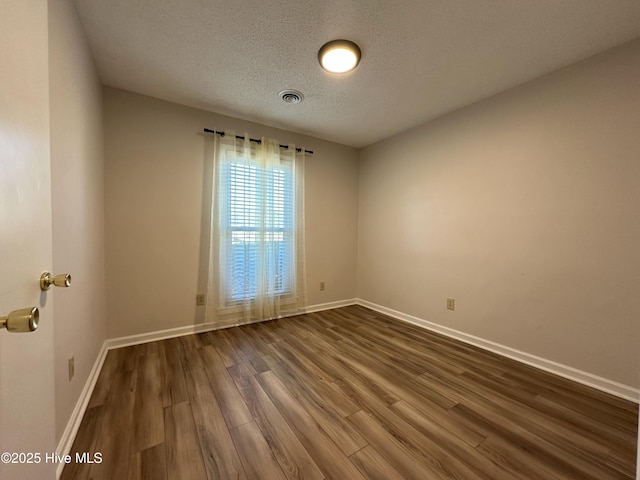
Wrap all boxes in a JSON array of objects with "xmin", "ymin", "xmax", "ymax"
[{"xmin": 220, "ymin": 156, "xmax": 295, "ymax": 304}]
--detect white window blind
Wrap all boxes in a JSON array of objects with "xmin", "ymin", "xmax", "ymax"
[{"xmin": 221, "ymin": 159, "xmax": 295, "ymax": 303}]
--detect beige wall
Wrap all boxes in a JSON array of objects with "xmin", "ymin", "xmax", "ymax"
[
  {"xmin": 104, "ymin": 88, "xmax": 358, "ymax": 338},
  {"xmin": 49, "ymin": 0, "xmax": 106, "ymax": 442},
  {"xmin": 358, "ymin": 39, "xmax": 640, "ymax": 388}
]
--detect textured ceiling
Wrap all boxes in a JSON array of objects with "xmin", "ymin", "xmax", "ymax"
[{"xmin": 73, "ymin": 0, "xmax": 640, "ymax": 148}]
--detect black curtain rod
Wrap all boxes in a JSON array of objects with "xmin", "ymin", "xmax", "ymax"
[{"xmin": 204, "ymin": 128, "xmax": 313, "ymax": 155}]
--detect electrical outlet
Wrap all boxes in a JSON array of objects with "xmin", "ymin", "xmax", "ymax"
[
  {"xmin": 446, "ymin": 297, "xmax": 455, "ymax": 311},
  {"xmin": 196, "ymin": 294, "xmax": 205, "ymax": 306},
  {"xmin": 68, "ymin": 356, "xmax": 75, "ymax": 381},
  {"xmin": 319, "ymin": 281, "xmax": 326, "ymax": 291}
]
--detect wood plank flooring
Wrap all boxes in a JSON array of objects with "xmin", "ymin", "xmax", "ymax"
[{"xmin": 61, "ymin": 305, "xmax": 638, "ymax": 479}]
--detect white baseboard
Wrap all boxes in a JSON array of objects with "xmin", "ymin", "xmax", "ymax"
[
  {"xmin": 105, "ymin": 322, "xmax": 222, "ymax": 350},
  {"xmin": 357, "ymin": 299, "xmax": 639, "ymax": 403},
  {"xmin": 306, "ymin": 298, "xmax": 358, "ymax": 314},
  {"xmin": 55, "ymin": 341, "xmax": 109, "ymax": 479},
  {"xmin": 104, "ymin": 298, "xmax": 358, "ymax": 350}
]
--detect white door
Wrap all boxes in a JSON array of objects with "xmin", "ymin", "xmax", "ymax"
[{"xmin": 0, "ymin": 2, "xmax": 57, "ymax": 479}]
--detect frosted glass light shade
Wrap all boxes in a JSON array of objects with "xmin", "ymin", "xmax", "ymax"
[{"xmin": 318, "ymin": 40, "xmax": 361, "ymax": 73}]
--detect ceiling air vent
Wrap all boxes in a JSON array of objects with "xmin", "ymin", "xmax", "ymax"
[{"xmin": 279, "ymin": 89, "xmax": 304, "ymax": 104}]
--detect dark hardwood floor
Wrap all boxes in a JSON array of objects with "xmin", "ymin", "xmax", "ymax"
[{"xmin": 61, "ymin": 305, "xmax": 638, "ymax": 479}]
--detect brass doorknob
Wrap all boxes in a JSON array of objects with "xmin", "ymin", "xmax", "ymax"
[
  {"xmin": 0, "ymin": 307, "xmax": 39, "ymax": 332},
  {"xmin": 40, "ymin": 272, "xmax": 71, "ymax": 291}
]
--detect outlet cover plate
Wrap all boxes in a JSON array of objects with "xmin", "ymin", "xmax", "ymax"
[{"xmin": 446, "ymin": 297, "xmax": 455, "ymax": 310}]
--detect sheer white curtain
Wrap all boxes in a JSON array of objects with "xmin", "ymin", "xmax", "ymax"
[{"xmin": 205, "ymin": 131, "xmax": 306, "ymax": 326}]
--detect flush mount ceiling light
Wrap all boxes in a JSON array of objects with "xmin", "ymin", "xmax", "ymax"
[{"xmin": 318, "ymin": 39, "xmax": 361, "ymax": 73}]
